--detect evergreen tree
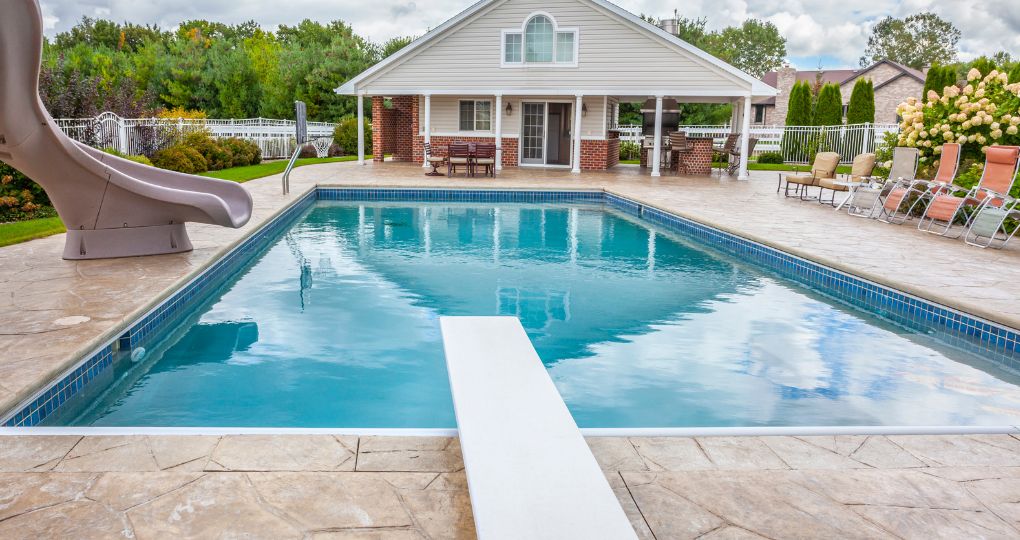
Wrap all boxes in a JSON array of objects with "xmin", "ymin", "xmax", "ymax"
[
  {"xmin": 864, "ymin": 80, "xmax": 876, "ymax": 123},
  {"xmin": 923, "ymin": 63, "xmax": 945, "ymax": 96},
  {"xmin": 1009, "ymin": 63, "xmax": 1020, "ymax": 84},
  {"xmin": 969, "ymin": 56, "xmax": 997, "ymax": 77},
  {"xmin": 785, "ymin": 80, "xmax": 812, "ymax": 126},
  {"xmin": 813, "ymin": 83, "xmax": 843, "ymax": 126},
  {"xmin": 846, "ymin": 78, "xmax": 874, "ymax": 124}
]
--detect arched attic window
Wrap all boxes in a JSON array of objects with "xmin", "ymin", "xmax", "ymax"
[{"xmin": 502, "ymin": 14, "xmax": 577, "ymax": 66}]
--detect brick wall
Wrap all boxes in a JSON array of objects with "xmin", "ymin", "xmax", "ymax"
[
  {"xmin": 579, "ymin": 139, "xmax": 617, "ymax": 170},
  {"xmin": 370, "ymin": 95, "xmax": 418, "ymax": 162}
]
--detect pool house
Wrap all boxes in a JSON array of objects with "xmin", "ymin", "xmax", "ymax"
[{"xmin": 336, "ymin": 0, "xmax": 777, "ymax": 178}]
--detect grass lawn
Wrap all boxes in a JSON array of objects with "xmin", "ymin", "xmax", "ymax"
[
  {"xmin": 200, "ymin": 155, "xmax": 367, "ymax": 182},
  {"xmin": 0, "ymin": 216, "xmax": 65, "ymax": 247}
]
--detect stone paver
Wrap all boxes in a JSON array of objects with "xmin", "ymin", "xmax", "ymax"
[{"xmin": 0, "ymin": 434, "xmax": 1016, "ymax": 538}]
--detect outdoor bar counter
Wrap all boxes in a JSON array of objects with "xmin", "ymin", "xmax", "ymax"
[{"xmin": 639, "ymin": 136, "xmax": 714, "ymax": 175}]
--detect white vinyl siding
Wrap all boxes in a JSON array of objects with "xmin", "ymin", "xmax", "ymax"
[
  {"xmin": 422, "ymin": 95, "xmax": 606, "ymax": 137},
  {"xmin": 360, "ymin": 0, "xmax": 751, "ymax": 94},
  {"xmin": 459, "ymin": 100, "xmax": 492, "ymax": 131}
]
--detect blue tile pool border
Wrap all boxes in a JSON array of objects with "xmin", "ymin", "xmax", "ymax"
[{"xmin": 4, "ymin": 187, "xmax": 1018, "ymax": 426}]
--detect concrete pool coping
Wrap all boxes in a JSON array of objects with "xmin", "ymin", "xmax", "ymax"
[{"xmin": 2, "ymin": 164, "xmax": 1019, "ymax": 429}]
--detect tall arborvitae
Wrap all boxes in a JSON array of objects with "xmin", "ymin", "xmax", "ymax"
[
  {"xmin": 813, "ymin": 83, "xmax": 843, "ymax": 126},
  {"xmin": 786, "ymin": 80, "xmax": 813, "ymax": 126},
  {"xmin": 846, "ymin": 78, "xmax": 874, "ymax": 124}
]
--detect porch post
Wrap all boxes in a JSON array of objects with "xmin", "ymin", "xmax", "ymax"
[
  {"xmin": 651, "ymin": 95, "xmax": 663, "ymax": 177},
  {"xmin": 495, "ymin": 94, "xmax": 503, "ymax": 171},
  {"xmin": 572, "ymin": 94, "xmax": 583, "ymax": 173},
  {"xmin": 357, "ymin": 93, "xmax": 365, "ymax": 165},
  {"xmin": 422, "ymin": 94, "xmax": 432, "ymax": 168},
  {"xmin": 739, "ymin": 96, "xmax": 751, "ymax": 180}
]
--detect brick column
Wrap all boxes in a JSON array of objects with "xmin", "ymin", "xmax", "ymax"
[{"xmin": 371, "ymin": 96, "xmax": 385, "ymax": 162}]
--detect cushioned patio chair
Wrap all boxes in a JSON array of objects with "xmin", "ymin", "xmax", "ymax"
[
  {"xmin": 846, "ymin": 147, "xmax": 919, "ymax": 218},
  {"xmin": 447, "ymin": 142, "xmax": 471, "ymax": 177},
  {"xmin": 877, "ymin": 143, "xmax": 960, "ymax": 224},
  {"xmin": 818, "ymin": 153, "xmax": 876, "ymax": 206},
  {"xmin": 473, "ymin": 143, "xmax": 496, "ymax": 178},
  {"xmin": 778, "ymin": 152, "xmax": 841, "ymax": 199},
  {"xmin": 423, "ymin": 143, "xmax": 446, "ymax": 177},
  {"xmin": 918, "ymin": 145, "xmax": 1020, "ymax": 237}
]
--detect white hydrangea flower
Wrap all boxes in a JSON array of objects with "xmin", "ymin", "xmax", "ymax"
[
  {"xmin": 968, "ymin": 68, "xmax": 981, "ymax": 81},
  {"xmin": 991, "ymin": 129, "xmax": 1003, "ymax": 139},
  {"xmin": 1008, "ymin": 125, "xmax": 1019, "ymax": 135},
  {"xmin": 963, "ymin": 84, "xmax": 974, "ymax": 95}
]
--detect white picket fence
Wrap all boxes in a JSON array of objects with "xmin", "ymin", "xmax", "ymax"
[
  {"xmin": 54, "ymin": 112, "xmax": 337, "ymax": 159},
  {"xmin": 617, "ymin": 123, "xmax": 900, "ymax": 164}
]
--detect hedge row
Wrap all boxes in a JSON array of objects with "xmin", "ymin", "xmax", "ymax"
[{"xmin": 152, "ymin": 131, "xmax": 262, "ymax": 174}]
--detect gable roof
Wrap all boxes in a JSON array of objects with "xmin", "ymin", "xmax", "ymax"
[
  {"xmin": 336, "ymin": 0, "xmax": 776, "ymax": 97},
  {"xmin": 757, "ymin": 59, "xmax": 924, "ymax": 106}
]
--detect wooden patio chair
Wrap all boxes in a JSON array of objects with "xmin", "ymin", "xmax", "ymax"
[
  {"xmin": 447, "ymin": 142, "xmax": 471, "ymax": 177},
  {"xmin": 473, "ymin": 143, "xmax": 497, "ymax": 178},
  {"xmin": 423, "ymin": 143, "xmax": 446, "ymax": 177}
]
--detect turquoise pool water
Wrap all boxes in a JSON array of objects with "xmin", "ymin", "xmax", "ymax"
[{"xmin": 53, "ymin": 201, "xmax": 1020, "ymax": 427}]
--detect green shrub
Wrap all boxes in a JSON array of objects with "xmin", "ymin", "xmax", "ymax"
[
  {"xmin": 619, "ymin": 141, "xmax": 640, "ymax": 161},
  {"xmin": 101, "ymin": 147, "xmax": 153, "ymax": 166},
  {"xmin": 757, "ymin": 152, "xmax": 784, "ymax": 164},
  {"xmin": 333, "ymin": 117, "xmax": 372, "ymax": 155},
  {"xmin": 152, "ymin": 145, "xmax": 209, "ymax": 174},
  {"xmin": 219, "ymin": 137, "xmax": 261, "ymax": 167},
  {"xmin": 182, "ymin": 131, "xmax": 233, "ymax": 171},
  {"xmin": 0, "ymin": 162, "xmax": 50, "ymax": 222}
]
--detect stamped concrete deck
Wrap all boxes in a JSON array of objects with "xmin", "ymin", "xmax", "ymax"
[
  {"xmin": 2, "ymin": 162, "xmax": 1020, "ymax": 538},
  {"xmin": 0, "ymin": 434, "xmax": 1019, "ymax": 538}
]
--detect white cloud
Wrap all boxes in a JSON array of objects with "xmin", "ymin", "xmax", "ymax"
[{"xmin": 38, "ymin": 0, "xmax": 1020, "ymax": 67}]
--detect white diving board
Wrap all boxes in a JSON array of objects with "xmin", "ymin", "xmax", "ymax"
[{"xmin": 440, "ymin": 316, "xmax": 638, "ymax": 540}]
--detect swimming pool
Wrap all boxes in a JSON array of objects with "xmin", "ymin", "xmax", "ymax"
[{"xmin": 28, "ymin": 191, "xmax": 1020, "ymax": 428}]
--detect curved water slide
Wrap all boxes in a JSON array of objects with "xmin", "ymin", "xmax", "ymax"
[{"xmin": 0, "ymin": 0, "xmax": 253, "ymax": 259}]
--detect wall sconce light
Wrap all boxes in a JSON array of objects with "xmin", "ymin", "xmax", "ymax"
[
  {"xmin": 581, "ymin": 103, "xmax": 588, "ymax": 116},
  {"xmin": 505, "ymin": 102, "xmax": 513, "ymax": 116}
]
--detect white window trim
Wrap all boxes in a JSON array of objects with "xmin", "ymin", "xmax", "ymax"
[
  {"xmin": 500, "ymin": 12, "xmax": 579, "ymax": 69},
  {"xmin": 458, "ymin": 99, "xmax": 494, "ymax": 132}
]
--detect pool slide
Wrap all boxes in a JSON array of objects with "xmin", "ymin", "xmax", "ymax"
[{"xmin": 0, "ymin": 0, "xmax": 253, "ymax": 259}]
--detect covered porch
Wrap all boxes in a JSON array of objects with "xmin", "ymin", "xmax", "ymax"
[{"xmin": 352, "ymin": 91, "xmax": 762, "ymax": 178}]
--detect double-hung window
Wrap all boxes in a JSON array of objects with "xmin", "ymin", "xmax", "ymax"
[
  {"xmin": 502, "ymin": 14, "xmax": 577, "ymax": 66},
  {"xmin": 459, "ymin": 100, "xmax": 492, "ymax": 131}
]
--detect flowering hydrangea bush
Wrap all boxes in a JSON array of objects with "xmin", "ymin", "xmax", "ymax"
[{"xmin": 896, "ymin": 68, "xmax": 1020, "ymax": 166}]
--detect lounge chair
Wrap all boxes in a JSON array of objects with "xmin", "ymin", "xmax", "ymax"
[
  {"xmin": 817, "ymin": 153, "xmax": 876, "ymax": 206},
  {"xmin": 447, "ymin": 142, "xmax": 471, "ymax": 177},
  {"xmin": 473, "ymin": 143, "xmax": 496, "ymax": 177},
  {"xmin": 846, "ymin": 147, "xmax": 919, "ymax": 218},
  {"xmin": 918, "ymin": 145, "xmax": 1020, "ymax": 237},
  {"xmin": 965, "ymin": 191, "xmax": 1020, "ymax": 248},
  {"xmin": 878, "ymin": 143, "xmax": 960, "ymax": 224},
  {"xmin": 424, "ymin": 143, "xmax": 446, "ymax": 176},
  {"xmin": 778, "ymin": 152, "xmax": 840, "ymax": 199}
]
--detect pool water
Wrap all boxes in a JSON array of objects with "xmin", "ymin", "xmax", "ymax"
[{"xmin": 53, "ymin": 201, "xmax": 1020, "ymax": 427}]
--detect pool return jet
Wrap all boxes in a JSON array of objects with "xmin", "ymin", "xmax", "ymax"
[{"xmin": 0, "ymin": 0, "xmax": 253, "ymax": 259}]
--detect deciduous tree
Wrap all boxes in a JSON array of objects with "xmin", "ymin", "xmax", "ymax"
[{"xmin": 860, "ymin": 12, "xmax": 960, "ymax": 70}]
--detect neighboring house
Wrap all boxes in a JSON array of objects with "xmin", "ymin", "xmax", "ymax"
[
  {"xmin": 754, "ymin": 60, "xmax": 926, "ymax": 126},
  {"xmin": 336, "ymin": 0, "xmax": 776, "ymax": 177}
]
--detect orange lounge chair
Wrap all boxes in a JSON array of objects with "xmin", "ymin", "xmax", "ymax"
[
  {"xmin": 878, "ymin": 143, "xmax": 960, "ymax": 224},
  {"xmin": 918, "ymin": 145, "xmax": 1020, "ymax": 237}
]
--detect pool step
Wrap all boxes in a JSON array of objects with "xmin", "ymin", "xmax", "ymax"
[{"xmin": 439, "ymin": 316, "xmax": 637, "ymax": 540}]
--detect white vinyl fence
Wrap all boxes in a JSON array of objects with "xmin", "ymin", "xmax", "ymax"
[
  {"xmin": 54, "ymin": 112, "xmax": 337, "ymax": 159},
  {"xmin": 616, "ymin": 123, "xmax": 899, "ymax": 164}
]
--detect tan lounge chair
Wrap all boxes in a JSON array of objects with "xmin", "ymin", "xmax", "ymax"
[
  {"xmin": 818, "ymin": 153, "xmax": 876, "ymax": 206},
  {"xmin": 779, "ymin": 152, "xmax": 841, "ymax": 200}
]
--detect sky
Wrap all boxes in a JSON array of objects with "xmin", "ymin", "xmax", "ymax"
[{"xmin": 38, "ymin": 0, "xmax": 1020, "ymax": 70}]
